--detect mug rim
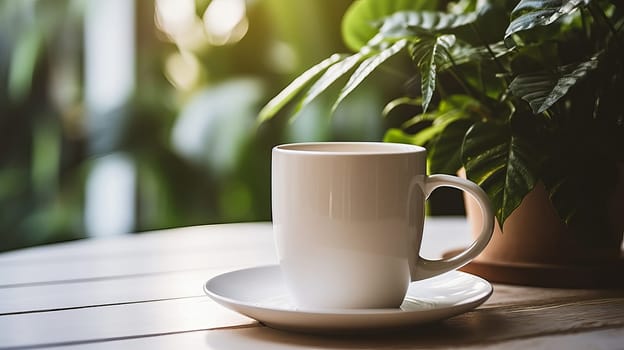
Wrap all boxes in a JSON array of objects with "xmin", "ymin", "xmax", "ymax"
[{"xmin": 273, "ymin": 142, "xmax": 425, "ymax": 155}]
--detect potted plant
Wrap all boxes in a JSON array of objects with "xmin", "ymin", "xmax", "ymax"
[{"xmin": 259, "ymin": 0, "xmax": 624, "ymax": 284}]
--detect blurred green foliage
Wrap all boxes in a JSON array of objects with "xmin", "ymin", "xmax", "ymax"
[{"xmin": 0, "ymin": 0, "xmax": 400, "ymax": 252}]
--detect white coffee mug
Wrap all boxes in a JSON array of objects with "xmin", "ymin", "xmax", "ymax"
[{"xmin": 272, "ymin": 142, "xmax": 494, "ymax": 309}]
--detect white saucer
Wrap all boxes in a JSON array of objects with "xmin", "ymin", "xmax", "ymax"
[{"xmin": 204, "ymin": 265, "xmax": 492, "ymax": 333}]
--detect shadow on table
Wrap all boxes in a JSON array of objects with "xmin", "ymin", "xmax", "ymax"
[{"xmin": 204, "ymin": 310, "xmax": 511, "ymax": 349}]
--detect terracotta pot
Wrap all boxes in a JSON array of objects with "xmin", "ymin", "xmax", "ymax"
[{"xmin": 463, "ymin": 169, "xmax": 624, "ymax": 266}]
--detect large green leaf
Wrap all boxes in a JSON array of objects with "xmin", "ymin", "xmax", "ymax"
[
  {"xmin": 258, "ymin": 54, "xmax": 346, "ymax": 123},
  {"xmin": 341, "ymin": 0, "xmax": 438, "ymax": 51},
  {"xmin": 384, "ymin": 97, "xmax": 464, "ymax": 146},
  {"xmin": 428, "ymin": 119, "xmax": 474, "ymax": 174},
  {"xmin": 332, "ymin": 39, "xmax": 407, "ymax": 112},
  {"xmin": 385, "ymin": 95, "xmax": 477, "ymax": 154},
  {"xmin": 462, "ymin": 121, "xmax": 539, "ymax": 227},
  {"xmin": 509, "ymin": 57, "xmax": 599, "ymax": 114},
  {"xmin": 395, "ymin": 94, "xmax": 484, "ymax": 129},
  {"xmin": 377, "ymin": 9, "xmax": 481, "ymax": 39},
  {"xmin": 505, "ymin": 0, "xmax": 591, "ymax": 46},
  {"xmin": 384, "ymin": 122, "xmax": 455, "ymax": 148},
  {"xmin": 427, "ymin": 95, "xmax": 488, "ymax": 174},
  {"xmin": 383, "ymin": 128, "xmax": 433, "ymax": 146},
  {"xmin": 400, "ymin": 112, "xmax": 444, "ymax": 130},
  {"xmin": 409, "ymin": 34, "xmax": 457, "ymax": 113},
  {"xmin": 292, "ymin": 53, "xmax": 365, "ymax": 117}
]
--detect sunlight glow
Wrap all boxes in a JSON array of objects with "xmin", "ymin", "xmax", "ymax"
[
  {"xmin": 164, "ymin": 51, "xmax": 201, "ymax": 90},
  {"xmin": 267, "ymin": 41, "xmax": 298, "ymax": 74},
  {"xmin": 203, "ymin": 0, "xmax": 248, "ymax": 46},
  {"xmin": 155, "ymin": 0, "xmax": 209, "ymax": 50},
  {"xmin": 155, "ymin": 0, "xmax": 195, "ymax": 38}
]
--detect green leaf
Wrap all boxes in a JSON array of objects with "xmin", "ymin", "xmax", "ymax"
[
  {"xmin": 409, "ymin": 34, "xmax": 457, "ymax": 113},
  {"xmin": 400, "ymin": 112, "xmax": 442, "ymax": 129},
  {"xmin": 292, "ymin": 53, "xmax": 365, "ymax": 117},
  {"xmin": 341, "ymin": 0, "xmax": 438, "ymax": 51},
  {"xmin": 399, "ymin": 94, "xmax": 484, "ymax": 129},
  {"xmin": 422, "ymin": 95, "xmax": 488, "ymax": 174},
  {"xmin": 509, "ymin": 57, "xmax": 599, "ymax": 114},
  {"xmin": 505, "ymin": 0, "xmax": 591, "ymax": 47},
  {"xmin": 378, "ymin": 10, "xmax": 481, "ymax": 38},
  {"xmin": 258, "ymin": 54, "xmax": 347, "ymax": 123},
  {"xmin": 438, "ymin": 94, "xmax": 488, "ymax": 113},
  {"xmin": 462, "ymin": 121, "xmax": 539, "ymax": 227},
  {"xmin": 397, "ymin": 104, "xmax": 469, "ymax": 146},
  {"xmin": 397, "ymin": 112, "xmax": 465, "ymax": 149},
  {"xmin": 332, "ymin": 39, "xmax": 407, "ymax": 112},
  {"xmin": 383, "ymin": 128, "xmax": 411, "ymax": 143},
  {"xmin": 384, "ymin": 127, "xmax": 443, "ymax": 147},
  {"xmin": 429, "ymin": 119, "xmax": 474, "ymax": 174},
  {"xmin": 382, "ymin": 96, "xmax": 423, "ymax": 117},
  {"xmin": 384, "ymin": 128, "xmax": 428, "ymax": 145}
]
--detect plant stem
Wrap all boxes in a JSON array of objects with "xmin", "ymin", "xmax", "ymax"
[
  {"xmin": 617, "ymin": 18, "xmax": 624, "ymax": 32},
  {"xmin": 580, "ymin": 7, "xmax": 589, "ymax": 39},
  {"xmin": 437, "ymin": 78, "xmax": 448, "ymax": 100},
  {"xmin": 470, "ymin": 24, "xmax": 510, "ymax": 81},
  {"xmin": 478, "ymin": 62, "xmax": 486, "ymax": 96},
  {"xmin": 446, "ymin": 52, "xmax": 476, "ymax": 98},
  {"xmin": 588, "ymin": 2, "xmax": 623, "ymax": 50}
]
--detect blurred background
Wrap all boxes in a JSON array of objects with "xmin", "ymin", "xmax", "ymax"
[
  {"xmin": 0, "ymin": 0, "xmax": 393, "ymax": 252},
  {"xmin": 0, "ymin": 0, "xmax": 461, "ymax": 252}
]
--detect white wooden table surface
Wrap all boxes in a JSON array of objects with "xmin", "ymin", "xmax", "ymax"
[{"xmin": 0, "ymin": 217, "xmax": 622, "ymax": 349}]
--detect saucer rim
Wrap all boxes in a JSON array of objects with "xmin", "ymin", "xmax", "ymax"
[{"xmin": 203, "ymin": 264, "xmax": 493, "ymax": 316}]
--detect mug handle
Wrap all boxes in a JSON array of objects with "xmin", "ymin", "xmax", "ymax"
[{"xmin": 410, "ymin": 174, "xmax": 494, "ymax": 281}]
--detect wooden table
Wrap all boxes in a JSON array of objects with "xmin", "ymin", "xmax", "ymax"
[{"xmin": 0, "ymin": 218, "xmax": 622, "ymax": 349}]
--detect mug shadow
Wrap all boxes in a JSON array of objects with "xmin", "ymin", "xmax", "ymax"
[{"xmin": 204, "ymin": 310, "xmax": 510, "ymax": 349}]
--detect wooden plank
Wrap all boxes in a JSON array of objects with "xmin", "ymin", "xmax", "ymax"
[
  {"xmin": 0, "ymin": 218, "xmax": 471, "ymax": 264},
  {"xmin": 466, "ymin": 328, "xmax": 624, "ymax": 350},
  {"xmin": 0, "ymin": 296, "xmax": 256, "ymax": 349},
  {"xmin": 485, "ymin": 284, "xmax": 624, "ymax": 308},
  {"xmin": 419, "ymin": 217, "xmax": 472, "ymax": 260},
  {"xmin": 0, "ymin": 219, "xmax": 471, "ymax": 287},
  {"xmin": 0, "ymin": 218, "xmax": 622, "ymax": 349},
  {"xmin": 0, "ymin": 224, "xmax": 277, "ymax": 287},
  {"xmin": 0, "ymin": 219, "xmax": 472, "ymax": 316},
  {"xmin": 4, "ymin": 296, "xmax": 622, "ymax": 349},
  {"xmin": 0, "ymin": 223, "xmax": 274, "ymax": 264},
  {"xmin": 0, "ymin": 248, "xmax": 277, "ymax": 288},
  {"xmin": 0, "ymin": 268, "xmax": 235, "ymax": 315},
  {"xmin": 2, "ymin": 265, "xmax": 620, "ymax": 318},
  {"xmin": 40, "ymin": 327, "xmax": 624, "ymax": 350}
]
